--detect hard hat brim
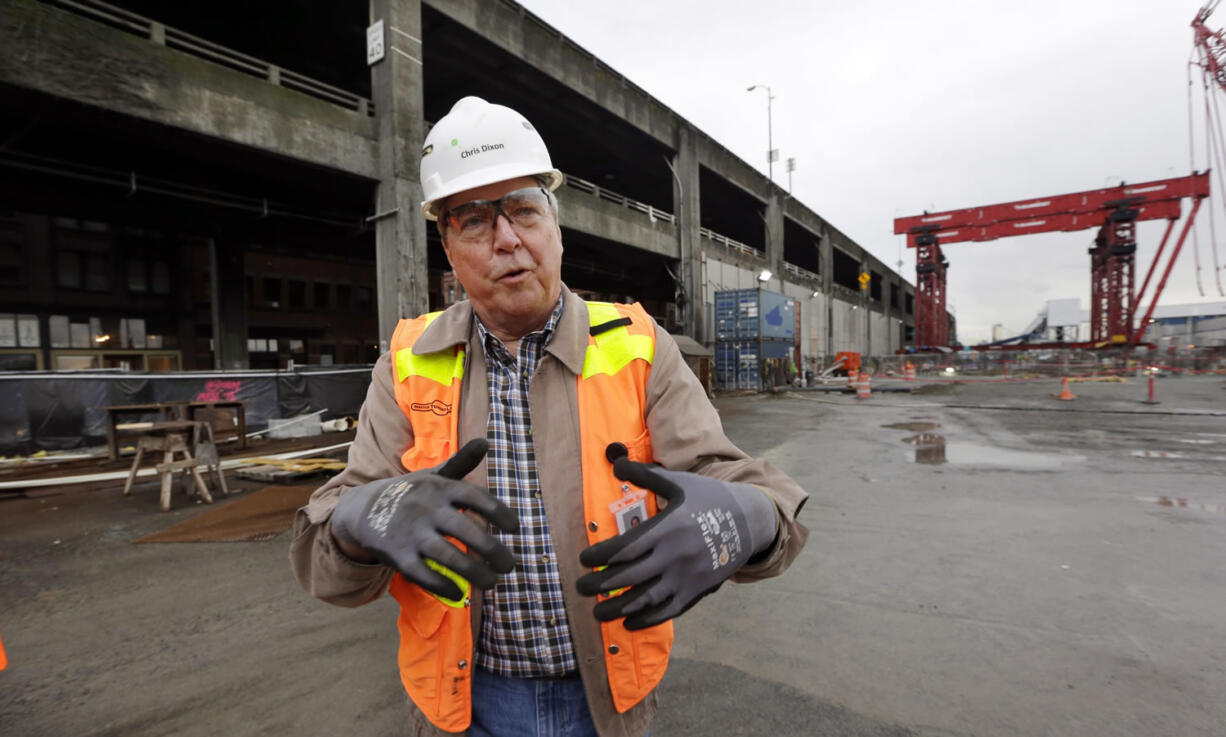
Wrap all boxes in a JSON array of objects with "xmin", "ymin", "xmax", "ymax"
[{"xmin": 421, "ymin": 167, "xmax": 564, "ymax": 221}]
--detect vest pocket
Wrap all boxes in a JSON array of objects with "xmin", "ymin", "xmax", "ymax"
[
  {"xmin": 623, "ymin": 427, "xmax": 653, "ymax": 463},
  {"xmin": 391, "ymin": 573, "xmax": 447, "ymax": 638},
  {"xmin": 390, "ymin": 574, "xmax": 447, "ymax": 705},
  {"xmin": 403, "ymin": 435, "xmax": 452, "ymax": 473}
]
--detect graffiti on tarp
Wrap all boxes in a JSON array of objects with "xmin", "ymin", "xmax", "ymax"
[{"xmin": 196, "ymin": 380, "xmax": 242, "ymax": 402}]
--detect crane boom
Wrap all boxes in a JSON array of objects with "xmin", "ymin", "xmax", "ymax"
[
  {"xmin": 893, "ymin": 172, "xmax": 1209, "ymax": 349},
  {"xmin": 894, "ymin": 173, "xmax": 1208, "ymax": 246}
]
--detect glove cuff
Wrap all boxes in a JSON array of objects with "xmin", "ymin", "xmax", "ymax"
[{"xmin": 728, "ymin": 482, "xmax": 781, "ymax": 556}]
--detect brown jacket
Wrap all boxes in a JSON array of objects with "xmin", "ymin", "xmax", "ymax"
[{"xmin": 289, "ymin": 286, "xmax": 809, "ymax": 737}]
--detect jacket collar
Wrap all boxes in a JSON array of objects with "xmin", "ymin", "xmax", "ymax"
[{"xmin": 413, "ymin": 284, "xmax": 589, "ymax": 377}]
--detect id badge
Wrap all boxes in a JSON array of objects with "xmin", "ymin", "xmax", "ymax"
[{"xmin": 609, "ymin": 485, "xmax": 649, "ymax": 535}]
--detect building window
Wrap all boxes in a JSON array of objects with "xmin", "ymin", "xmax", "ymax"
[
  {"xmin": 150, "ymin": 260, "xmax": 170, "ymax": 295},
  {"xmin": 336, "ymin": 284, "xmax": 352, "ymax": 311},
  {"xmin": 0, "ymin": 242, "xmax": 24, "ymax": 286},
  {"xmin": 126, "ymin": 258, "xmax": 147, "ymax": 293},
  {"xmin": 357, "ymin": 286, "xmax": 372, "ymax": 312},
  {"xmin": 58, "ymin": 251, "xmax": 82, "ymax": 289},
  {"xmin": 58, "ymin": 251, "xmax": 111, "ymax": 291},
  {"xmin": 313, "ymin": 281, "xmax": 330, "ymax": 310},
  {"xmin": 263, "ymin": 277, "xmax": 282, "ymax": 309},
  {"xmin": 288, "ymin": 279, "xmax": 306, "ymax": 309}
]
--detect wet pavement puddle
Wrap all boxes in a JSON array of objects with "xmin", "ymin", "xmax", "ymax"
[
  {"xmin": 886, "ymin": 423, "xmax": 1084, "ymax": 468},
  {"xmin": 882, "ymin": 421, "xmax": 942, "ymax": 432},
  {"xmin": 1136, "ymin": 496, "xmax": 1226, "ymax": 514}
]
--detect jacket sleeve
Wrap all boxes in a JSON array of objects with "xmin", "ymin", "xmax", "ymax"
[
  {"xmin": 288, "ymin": 353, "xmax": 405, "ymax": 607},
  {"xmin": 643, "ymin": 327, "xmax": 810, "ymax": 582}
]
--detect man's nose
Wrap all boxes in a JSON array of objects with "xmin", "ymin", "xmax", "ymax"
[{"xmin": 491, "ymin": 211, "xmax": 520, "ymax": 251}]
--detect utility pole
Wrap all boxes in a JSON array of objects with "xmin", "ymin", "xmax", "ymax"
[{"xmin": 747, "ymin": 84, "xmax": 776, "ymax": 184}]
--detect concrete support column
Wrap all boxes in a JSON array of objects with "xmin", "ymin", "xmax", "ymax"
[
  {"xmin": 673, "ymin": 127, "xmax": 702, "ymax": 341},
  {"xmin": 208, "ymin": 238, "xmax": 248, "ymax": 370},
  {"xmin": 765, "ymin": 192, "xmax": 784, "ymax": 281},
  {"xmin": 370, "ymin": 0, "xmax": 428, "ymax": 351},
  {"xmin": 820, "ymin": 230, "xmax": 833, "ymax": 361},
  {"xmin": 861, "ymin": 259, "xmax": 871, "ymax": 356}
]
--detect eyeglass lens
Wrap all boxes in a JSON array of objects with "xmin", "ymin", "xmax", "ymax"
[{"xmin": 445, "ymin": 187, "xmax": 550, "ymax": 242}]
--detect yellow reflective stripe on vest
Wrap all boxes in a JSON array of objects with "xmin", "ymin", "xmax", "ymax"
[
  {"xmin": 394, "ymin": 313, "xmax": 466, "ymax": 385},
  {"xmin": 582, "ymin": 302, "xmax": 654, "ymax": 380}
]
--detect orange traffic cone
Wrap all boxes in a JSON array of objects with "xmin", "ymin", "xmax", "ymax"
[
  {"xmin": 1055, "ymin": 376, "xmax": 1075, "ymax": 401},
  {"xmin": 856, "ymin": 372, "xmax": 872, "ymax": 399},
  {"xmin": 903, "ymin": 362, "xmax": 916, "ymax": 381}
]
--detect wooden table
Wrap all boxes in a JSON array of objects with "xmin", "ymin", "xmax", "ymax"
[{"xmin": 105, "ymin": 401, "xmax": 248, "ymax": 460}]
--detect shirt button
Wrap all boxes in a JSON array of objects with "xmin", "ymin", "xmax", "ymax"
[
  {"xmin": 540, "ymin": 554, "xmax": 550, "ymax": 563},
  {"xmin": 534, "ymin": 491, "xmax": 542, "ymax": 499},
  {"xmin": 548, "ymin": 617, "xmax": 557, "ymax": 626}
]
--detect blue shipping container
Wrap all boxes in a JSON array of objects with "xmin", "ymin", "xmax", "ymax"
[
  {"xmin": 714, "ymin": 289, "xmax": 796, "ymax": 341},
  {"xmin": 714, "ymin": 338, "xmax": 794, "ymax": 391}
]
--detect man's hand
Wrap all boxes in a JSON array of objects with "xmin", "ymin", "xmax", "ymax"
[
  {"xmin": 330, "ymin": 438, "xmax": 519, "ymax": 602},
  {"xmin": 575, "ymin": 445, "xmax": 779, "ymax": 630}
]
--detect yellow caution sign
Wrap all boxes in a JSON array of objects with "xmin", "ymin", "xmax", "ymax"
[{"xmin": 858, "ymin": 272, "xmax": 871, "ymax": 290}]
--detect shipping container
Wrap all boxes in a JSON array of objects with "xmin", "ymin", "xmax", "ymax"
[
  {"xmin": 714, "ymin": 289, "xmax": 797, "ymax": 341},
  {"xmin": 714, "ymin": 338, "xmax": 795, "ymax": 391}
]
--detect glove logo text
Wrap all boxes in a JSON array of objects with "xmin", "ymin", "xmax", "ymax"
[
  {"xmin": 694, "ymin": 507, "xmax": 742, "ymax": 571},
  {"xmin": 368, "ymin": 480, "xmax": 414, "ymax": 536}
]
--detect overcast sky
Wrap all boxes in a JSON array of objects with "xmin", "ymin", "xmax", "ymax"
[{"xmin": 516, "ymin": 0, "xmax": 1226, "ymax": 343}]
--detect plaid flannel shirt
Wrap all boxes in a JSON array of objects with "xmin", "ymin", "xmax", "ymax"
[{"xmin": 473, "ymin": 296, "xmax": 578, "ymax": 676}]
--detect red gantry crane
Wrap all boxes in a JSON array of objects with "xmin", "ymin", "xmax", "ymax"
[
  {"xmin": 1189, "ymin": 1, "xmax": 1226, "ymax": 298},
  {"xmin": 893, "ymin": 173, "xmax": 1210, "ymax": 350}
]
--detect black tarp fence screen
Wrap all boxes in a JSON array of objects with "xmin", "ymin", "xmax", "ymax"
[{"xmin": 0, "ymin": 366, "xmax": 373, "ymax": 453}]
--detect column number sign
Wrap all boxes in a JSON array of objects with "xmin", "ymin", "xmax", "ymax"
[{"xmin": 367, "ymin": 20, "xmax": 385, "ymax": 66}]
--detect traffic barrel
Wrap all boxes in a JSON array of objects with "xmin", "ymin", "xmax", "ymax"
[{"xmin": 856, "ymin": 372, "xmax": 872, "ymax": 400}]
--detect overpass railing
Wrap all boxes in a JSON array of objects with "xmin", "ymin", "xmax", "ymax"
[
  {"xmin": 563, "ymin": 176, "xmax": 676, "ymax": 225},
  {"xmin": 699, "ymin": 227, "xmax": 762, "ymax": 259},
  {"xmin": 39, "ymin": 0, "xmax": 375, "ymax": 116},
  {"xmin": 563, "ymin": 175, "xmax": 770, "ymax": 261},
  {"xmin": 784, "ymin": 262, "xmax": 820, "ymax": 282}
]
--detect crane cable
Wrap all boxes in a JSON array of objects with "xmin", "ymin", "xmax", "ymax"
[
  {"xmin": 1187, "ymin": 54, "xmax": 1207, "ymax": 297},
  {"xmin": 1203, "ymin": 62, "xmax": 1226, "ymax": 295}
]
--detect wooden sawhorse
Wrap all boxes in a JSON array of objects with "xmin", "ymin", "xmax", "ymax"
[{"xmin": 120, "ymin": 421, "xmax": 216, "ymax": 512}]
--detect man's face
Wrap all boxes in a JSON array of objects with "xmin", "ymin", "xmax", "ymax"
[{"xmin": 440, "ymin": 175, "xmax": 563, "ymax": 339}]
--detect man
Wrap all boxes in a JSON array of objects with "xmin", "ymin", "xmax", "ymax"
[{"xmin": 291, "ymin": 96, "xmax": 809, "ymax": 737}]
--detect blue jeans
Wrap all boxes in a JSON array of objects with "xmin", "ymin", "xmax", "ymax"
[{"xmin": 470, "ymin": 668, "xmax": 599, "ymax": 737}]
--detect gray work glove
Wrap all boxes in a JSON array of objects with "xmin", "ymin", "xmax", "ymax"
[
  {"xmin": 330, "ymin": 438, "xmax": 519, "ymax": 602},
  {"xmin": 576, "ymin": 444, "xmax": 780, "ymax": 630}
]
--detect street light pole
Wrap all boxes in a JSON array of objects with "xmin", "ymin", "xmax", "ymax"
[{"xmin": 746, "ymin": 84, "xmax": 775, "ymax": 184}]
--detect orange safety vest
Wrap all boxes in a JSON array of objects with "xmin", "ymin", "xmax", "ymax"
[{"xmin": 386, "ymin": 300, "xmax": 673, "ymax": 732}]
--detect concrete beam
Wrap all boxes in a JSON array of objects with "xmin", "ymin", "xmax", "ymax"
[
  {"xmin": 556, "ymin": 188, "xmax": 679, "ymax": 259},
  {"xmin": 695, "ymin": 134, "xmax": 770, "ymax": 203},
  {"xmin": 0, "ymin": 0, "xmax": 377, "ymax": 178},
  {"xmin": 425, "ymin": 0, "xmax": 677, "ymax": 147}
]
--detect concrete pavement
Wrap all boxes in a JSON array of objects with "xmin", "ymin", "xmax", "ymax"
[{"xmin": 1, "ymin": 375, "xmax": 1223, "ymax": 736}]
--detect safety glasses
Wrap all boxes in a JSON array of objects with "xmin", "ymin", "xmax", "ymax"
[{"xmin": 441, "ymin": 187, "xmax": 553, "ymax": 244}]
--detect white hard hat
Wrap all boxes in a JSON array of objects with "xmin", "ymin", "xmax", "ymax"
[{"xmin": 419, "ymin": 96, "xmax": 564, "ymax": 221}]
